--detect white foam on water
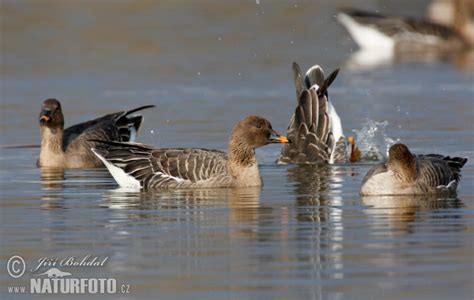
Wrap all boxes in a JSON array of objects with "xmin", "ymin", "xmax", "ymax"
[{"xmin": 352, "ymin": 119, "xmax": 398, "ymax": 161}]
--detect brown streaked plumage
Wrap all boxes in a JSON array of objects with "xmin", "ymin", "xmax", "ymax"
[
  {"xmin": 278, "ymin": 62, "xmax": 346, "ymax": 164},
  {"xmin": 37, "ymin": 98, "xmax": 154, "ymax": 168},
  {"xmin": 361, "ymin": 143, "xmax": 467, "ymax": 195},
  {"xmin": 92, "ymin": 115, "xmax": 290, "ymax": 190}
]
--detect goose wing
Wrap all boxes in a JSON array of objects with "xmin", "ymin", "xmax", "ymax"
[
  {"xmin": 92, "ymin": 141, "xmax": 228, "ymax": 189},
  {"xmin": 338, "ymin": 8, "xmax": 466, "ymax": 42},
  {"xmin": 64, "ymin": 105, "xmax": 154, "ymax": 152},
  {"xmin": 416, "ymin": 155, "xmax": 467, "ymax": 188}
]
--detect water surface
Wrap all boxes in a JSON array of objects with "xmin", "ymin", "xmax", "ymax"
[{"xmin": 1, "ymin": 1, "xmax": 473, "ymax": 299}]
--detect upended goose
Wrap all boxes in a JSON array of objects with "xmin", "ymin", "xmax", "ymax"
[
  {"xmin": 38, "ymin": 98, "xmax": 154, "ymax": 168},
  {"xmin": 361, "ymin": 143, "xmax": 467, "ymax": 196},
  {"xmin": 91, "ymin": 115, "xmax": 290, "ymax": 190},
  {"xmin": 337, "ymin": 7, "xmax": 471, "ymax": 53},
  {"xmin": 278, "ymin": 62, "xmax": 347, "ymax": 164}
]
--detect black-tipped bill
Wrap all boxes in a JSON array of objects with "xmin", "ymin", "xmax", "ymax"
[
  {"xmin": 269, "ymin": 130, "xmax": 291, "ymax": 144},
  {"xmin": 39, "ymin": 110, "xmax": 53, "ymax": 123}
]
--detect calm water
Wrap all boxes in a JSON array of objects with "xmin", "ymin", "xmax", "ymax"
[{"xmin": 1, "ymin": 1, "xmax": 473, "ymax": 299}]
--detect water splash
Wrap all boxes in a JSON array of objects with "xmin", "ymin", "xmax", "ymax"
[{"xmin": 352, "ymin": 120, "xmax": 398, "ymax": 161}]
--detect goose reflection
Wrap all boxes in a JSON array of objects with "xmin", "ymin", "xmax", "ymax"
[
  {"xmin": 287, "ymin": 164, "xmax": 346, "ymax": 222},
  {"xmin": 40, "ymin": 167, "xmax": 66, "ymax": 208},
  {"xmin": 101, "ymin": 187, "xmax": 262, "ymax": 237},
  {"xmin": 287, "ymin": 164, "xmax": 348, "ymax": 283},
  {"xmin": 345, "ymin": 48, "xmax": 474, "ymax": 71},
  {"xmin": 362, "ymin": 195, "xmax": 464, "ymax": 233}
]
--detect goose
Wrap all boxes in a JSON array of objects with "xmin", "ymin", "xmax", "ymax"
[
  {"xmin": 336, "ymin": 5, "xmax": 472, "ymax": 54},
  {"xmin": 38, "ymin": 98, "xmax": 154, "ymax": 168},
  {"xmin": 91, "ymin": 115, "xmax": 290, "ymax": 190},
  {"xmin": 278, "ymin": 62, "xmax": 346, "ymax": 164},
  {"xmin": 347, "ymin": 136, "xmax": 361, "ymax": 162},
  {"xmin": 361, "ymin": 143, "xmax": 467, "ymax": 195}
]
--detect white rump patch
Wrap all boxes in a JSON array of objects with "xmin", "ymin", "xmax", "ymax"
[
  {"xmin": 337, "ymin": 12, "xmax": 395, "ymax": 52},
  {"xmin": 328, "ymin": 100, "xmax": 344, "ymax": 164},
  {"xmin": 91, "ymin": 148, "xmax": 141, "ymax": 190}
]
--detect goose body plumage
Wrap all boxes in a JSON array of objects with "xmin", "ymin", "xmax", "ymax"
[
  {"xmin": 337, "ymin": 7, "xmax": 471, "ymax": 53},
  {"xmin": 278, "ymin": 62, "xmax": 346, "ymax": 164},
  {"xmin": 361, "ymin": 143, "xmax": 467, "ymax": 195},
  {"xmin": 92, "ymin": 115, "xmax": 290, "ymax": 190}
]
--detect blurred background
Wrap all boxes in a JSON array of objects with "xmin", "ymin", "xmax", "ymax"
[{"xmin": 1, "ymin": 0, "xmax": 472, "ymax": 154}]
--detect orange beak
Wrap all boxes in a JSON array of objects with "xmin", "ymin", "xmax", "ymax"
[
  {"xmin": 40, "ymin": 115, "xmax": 50, "ymax": 122},
  {"xmin": 274, "ymin": 136, "xmax": 290, "ymax": 143},
  {"xmin": 269, "ymin": 130, "xmax": 291, "ymax": 144}
]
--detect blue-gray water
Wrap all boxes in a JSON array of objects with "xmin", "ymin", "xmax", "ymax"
[{"xmin": 1, "ymin": 1, "xmax": 473, "ymax": 299}]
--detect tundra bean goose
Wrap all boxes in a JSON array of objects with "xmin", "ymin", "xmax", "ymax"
[
  {"xmin": 361, "ymin": 143, "xmax": 467, "ymax": 195},
  {"xmin": 38, "ymin": 98, "xmax": 154, "ymax": 168},
  {"xmin": 92, "ymin": 115, "xmax": 290, "ymax": 190}
]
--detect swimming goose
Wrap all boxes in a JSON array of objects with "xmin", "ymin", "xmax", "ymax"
[
  {"xmin": 278, "ymin": 62, "xmax": 346, "ymax": 164},
  {"xmin": 91, "ymin": 115, "xmax": 290, "ymax": 190},
  {"xmin": 337, "ymin": 7, "xmax": 472, "ymax": 53},
  {"xmin": 38, "ymin": 98, "xmax": 154, "ymax": 168},
  {"xmin": 361, "ymin": 143, "xmax": 467, "ymax": 196}
]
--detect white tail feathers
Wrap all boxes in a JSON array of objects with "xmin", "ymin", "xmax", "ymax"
[{"xmin": 91, "ymin": 148, "xmax": 141, "ymax": 189}]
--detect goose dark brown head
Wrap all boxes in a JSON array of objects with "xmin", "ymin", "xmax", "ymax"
[
  {"xmin": 388, "ymin": 143, "xmax": 417, "ymax": 182},
  {"xmin": 388, "ymin": 143, "xmax": 413, "ymax": 163},
  {"xmin": 39, "ymin": 99, "xmax": 64, "ymax": 128},
  {"xmin": 231, "ymin": 115, "xmax": 290, "ymax": 149}
]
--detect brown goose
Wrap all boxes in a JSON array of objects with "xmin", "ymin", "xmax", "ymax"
[
  {"xmin": 278, "ymin": 62, "xmax": 346, "ymax": 164},
  {"xmin": 337, "ymin": 7, "xmax": 472, "ymax": 53},
  {"xmin": 361, "ymin": 143, "xmax": 467, "ymax": 195},
  {"xmin": 38, "ymin": 98, "xmax": 154, "ymax": 168},
  {"xmin": 91, "ymin": 115, "xmax": 290, "ymax": 190},
  {"xmin": 347, "ymin": 136, "xmax": 361, "ymax": 162}
]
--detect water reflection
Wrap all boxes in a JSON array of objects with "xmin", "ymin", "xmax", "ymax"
[
  {"xmin": 40, "ymin": 167, "xmax": 65, "ymax": 209},
  {"xmin": 345, "ymin": 48, "xmax": 474, "ymax": 72},
  {"xmin": 41, "ymin": 167, "xmax": 65, "ymax": 190},
  {"xmin": 286, "ymin": 164, "xmax": 346, "ymax": 221},
  {"xmin": 362, "ymin": 195, "xmax": 464, "ymax": 233},
  {"xmin": 287, "ymin": 164, "xmax": 347, "ymax": 284},
  {"xmin": 39, "ymin": 168, "xmax": 115, "ymax": 208},
  {"xmin": 101, "ymin": 187, "xmax": 262, "ymax": 237}
]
